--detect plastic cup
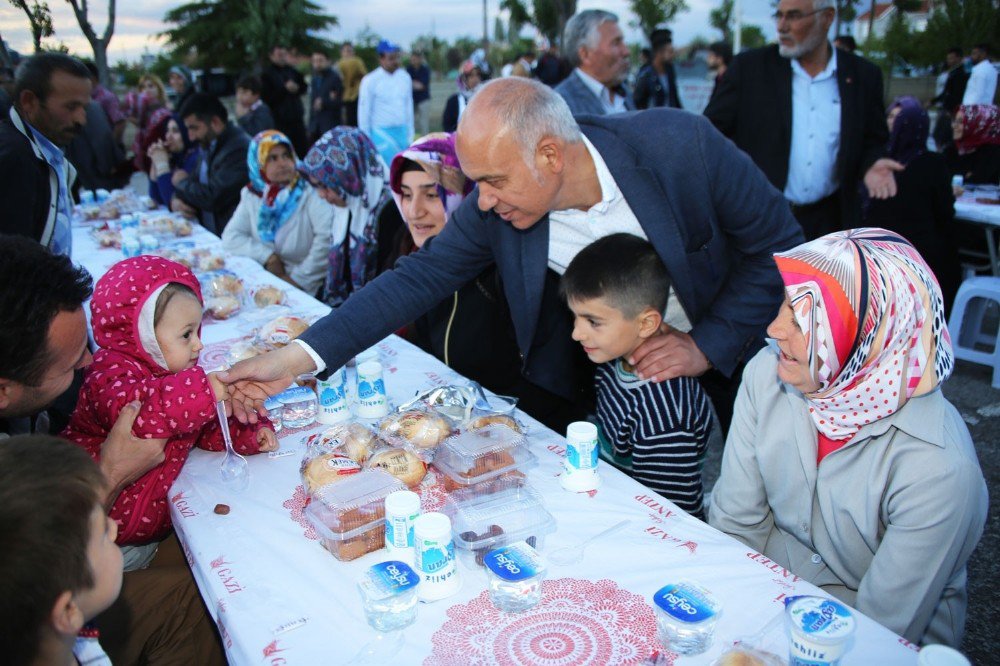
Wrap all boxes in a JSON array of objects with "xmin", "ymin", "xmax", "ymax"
[{"xmin": 784, "ymin": 596, "xmax": 856, "ymax": 666}]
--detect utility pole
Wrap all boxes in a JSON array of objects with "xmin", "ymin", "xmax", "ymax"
[{"xmin": 483, "ymin": 0, "xmax": 489, "ymax": 46}]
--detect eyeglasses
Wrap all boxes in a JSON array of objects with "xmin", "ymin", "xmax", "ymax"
[{"xmin": 771, "ymin": 8, "xmax": 825, "ymax": 23}]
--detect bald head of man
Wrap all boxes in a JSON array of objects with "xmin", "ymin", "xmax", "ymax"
[{"xmin": 455, "ymin": 78, "xmax": 599, "ymax": 230}]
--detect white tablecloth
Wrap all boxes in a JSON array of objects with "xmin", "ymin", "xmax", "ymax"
[
  {"xmin": 71, "ymin": 214, "xmax": 919, "ymax": 666},
  {"xmin": 955, "ymin": 191, "xmax": 1000, "ymax": 227}
]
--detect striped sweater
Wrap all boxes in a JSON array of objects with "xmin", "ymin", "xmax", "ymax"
[{"xmin": 595, "ymin": 359, "xmax": 713, "ymax": 515}]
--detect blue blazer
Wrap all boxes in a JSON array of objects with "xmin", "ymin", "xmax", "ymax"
[
  {"xmin": 555, "ymin": 70, "xmax": 635, "ymax": 116},
  {"xmin": 300, "ymin": 109, "xmax": 804, "ymax": 400}
]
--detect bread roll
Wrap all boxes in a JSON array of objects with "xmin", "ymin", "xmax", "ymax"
[
  {"xmin": 318, "ymin": 423, "xmax": 376, "ymax": 464},
  {"xmin": 258, "ymin": 316, "xmax": 309, "ymax": 348},
  {"xmin": 467, "ymin": 414, "xmax": 521, "ymax": 433},
  {"xmin": 253, "ymin": 285, "xmax": 286, "ymax": 307},
  {"xmin": 367, "ymin": 448, "xmax": 426, "ymax": 487},
  {"xmin": 205, "ymin": 296, "xmax": 240, "ymax": 320},
  {"xmin": 302, "ymin": 453, "xmax": 363, "ymax": 493},
  {"xmin": 380, "ymin": 410, "xmax": 451, "ymax": 450}
]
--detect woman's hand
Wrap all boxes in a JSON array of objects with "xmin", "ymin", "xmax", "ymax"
[{"xmin": 264, "ymin": 253, "xmax": 287, "ymax": 277}]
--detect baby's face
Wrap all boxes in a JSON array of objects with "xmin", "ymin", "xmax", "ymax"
[
  {"xmin": 155, "ymin": 294, "xmax": 204, "ymax": 372},
  {"xmin": 568, "ymin": 296, "xmax": 647, "ymax": 365}
]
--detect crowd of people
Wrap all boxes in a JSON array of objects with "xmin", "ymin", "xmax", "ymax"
[{"xmin": 1, "ymin": 0, "xmax": 998, "ymax": 663}]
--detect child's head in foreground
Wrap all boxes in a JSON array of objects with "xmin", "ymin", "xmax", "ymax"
[
  {"xmin": 561, "ymin": 233, "xmax": 669, "ymax": 364},
  {"xmin": 0, "ymin": 435, "xmax": 122, "ymax": 666}
]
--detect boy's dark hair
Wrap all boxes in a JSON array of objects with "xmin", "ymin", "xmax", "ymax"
[
  {"xmin": 0, "ymin": 235, "xmax": 93, "ymax": 385},
  {"xmin": 154, "ymin": 283, "xmax": 199, "ymax": 327},
  {"xmin": 0, "ymin": 435, "xmax": 106, "ymax": 666},
  {"xmin": 947, "ymin": 46, "xmax": 963, "ymax": 58},
  {"xmin": 833, "ymin": 35, "xmax": 856, "ymax": 52},
  {"xmin": 973, "ymin": 43, "xmax": 991, "ymax": 54},
  {"xmin": 709, "ymin": 41, "xmax": 733, "ymax": 65},
  {"xmin": 179, "ymin": 91, "xmax": 227, "ymax": 124},
  {"xmin": 14, "ymin": 53, "xmax": 91, "ymax": 106},
  {"xmin": 235, "ymin": 74, "xmax": 262, "ymax": 96},
  {"xmin": 560, "ymin": 233, "xmax": 670, "ymax": 318}
]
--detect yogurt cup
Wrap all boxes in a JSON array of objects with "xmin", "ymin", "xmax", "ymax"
[
  {"xmin": 784, "ymin": 595, "xmax": 856, "ymax": 666},
  {"xmin": 484, "ymin": 540, "xmax": 546, "ymax": 613},
  {"xmin": 357, "ymin": 560, "xmax": 420, "ymax": 631}
]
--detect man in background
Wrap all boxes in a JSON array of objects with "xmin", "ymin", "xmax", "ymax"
[
  {"xmin": 555, "ymin": 9, "xmax": 633, "ymax": 115},
  {"xmin": 963, "ymin": 43, "xmax": 997, "ymax": 105},
  {"xmin": 634, "ymin": 28, "xmax": 682, "ymax": 110},
  {"xmin": 338, "ymin": 42, "xmax": 367, "ymax": 127},
  {"xmin": 309, "ymin": 50, "xmax": 343, "ymax": 143},
  {"xmin": 261, "ymin": 44, "xmax": 308, "ymax": 154},
  {"xmin": 407, "ymin": 50, "xmax": 431, "ymax": 136}
]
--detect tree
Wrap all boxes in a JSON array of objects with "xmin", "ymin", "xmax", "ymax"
[
  {"xmin": 65, "ymin": 0, "xmax": 114, "ymax": 85},
  {"xmin": 741, "ymin": 24, "xmax": 767, "ymax": 49},
  {"xmin": 918, "ymin": 0, "xmax": 1000, "ymax": 65},
  {"xmin": 529, "ymin": 0, "xmax": 577, "ymax": 46},
  {"xmin": 835, "ymin": 0, "xmax": 861, "ymax": 36},
  {"xmin": 8, "ymin": 0, "xmax": 54, "ymax": 53},
  {"xmin": 161, "ymin": 0, "xmax": 337, "ymax": 72},
  {"xmin": 501, "ymin": 0, "xmax": 532, "ymax": 37},
  {"xmin": 709, "ymin": 0, "xmax": 733, "ymax": 42},
  {"xmin": 630, "ymin": 0, "xmax": 690, "ymax": 39}
]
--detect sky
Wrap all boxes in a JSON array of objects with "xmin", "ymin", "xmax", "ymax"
[{"xmin": 0, "ymin": 0, "xmax": 813, "ymax": 64}]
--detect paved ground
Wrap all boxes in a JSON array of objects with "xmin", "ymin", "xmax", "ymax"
[{"xmin": 701, "ymin": 354, "xmax": 1000, "ymax": 661}]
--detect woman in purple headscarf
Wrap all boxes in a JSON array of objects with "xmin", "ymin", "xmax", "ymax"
[
  {"xmin": 863, "ymin": 96, "xmax": 961, "ymax": 312},
  {"xmin": 383, "ymin": 133, "xmax": 536, "ymax": 414}
]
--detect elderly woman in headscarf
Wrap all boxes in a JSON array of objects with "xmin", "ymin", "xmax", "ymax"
[
  {"xmin": 385, "ymin": 132, "xmax": 527, "ymax": 406},
  {"xmin": 442, "ymin": 60, "xmax": 485, "ymax": 133},
  {"xmin": 221, "ymin": 130, "xmax": 331, "ymax": 296},
  {"xmin": 944, "ymin": 104, "xmax": 1000, "ymax": 186},
  {"xmin": 863, "ymin": 96, "xmax": 960, "ymax": 312},
  {"xmin": 298, "ymin": 126, "xmax": 393, "ymax": 306},
  {"xmin": 146, "ymin": 114, "xmax": 201, "ymax": 207},
  {"xmin": 709, "ymin": 229, "xmax": 987, "ymax": 648}
]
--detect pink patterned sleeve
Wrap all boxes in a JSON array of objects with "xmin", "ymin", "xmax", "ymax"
[{"xmin": 195, "ymin": 414, "xmax": 274, "ymax": 454}]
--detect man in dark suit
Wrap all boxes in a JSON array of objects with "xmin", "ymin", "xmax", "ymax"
[
  {"xmin": 309, "ymin": 50, "xmax": 342, "ymax": 144},
  {"xmin": 260, "ymin": 44, "xmax": 308, "ymax": 155},
  {"xmin": 555, "ymin": 9, "xmax": 634, "ymax": 116},
  {"xmin": 634, "ymin": 29, "xmax": 682, "ymax": 110},
  {"xmin": 704, "ymin": 0, "xmax": 901, "ymax": 239},
  {"xmin": 220, "ymin": 78, "xmax": 804, "ymax": 434},
  {"xmin": 173, "ymin": 93, "xmax": 249, "ymax": 236}
]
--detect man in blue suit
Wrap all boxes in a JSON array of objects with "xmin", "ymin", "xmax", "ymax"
[
  {"xmin": 221, "ymin": 78, "xmax": 803, "ymax": 433},
  {"xmin": 555, "ymin": 10, "xmax": 634, "ymax": 116}
]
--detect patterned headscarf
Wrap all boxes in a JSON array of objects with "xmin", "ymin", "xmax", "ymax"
[
  {"xmin": 299, "ymin": 127, "xmax": 389, "ymax": 305},
  {"xmin": 247, "ymin": 130, "xmax": 307, "ymax": 243},
  {"xmin": 886, "ymin": 96, "xmax": 928, "ymax": 166},
  {"xmin": 389, "ymin": 132, "xmax": 473, "ymax": 219},
  {"xmin": 773, "ymin": 228, "xmax": 954, "ymax": 441},
  {"xmin": 955, "ymin": 104, "xmax": 1000, "ymax": 155}
]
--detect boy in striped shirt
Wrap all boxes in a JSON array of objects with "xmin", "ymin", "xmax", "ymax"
[{"xmin": 561, "ymin": 234, "xmax": 714, "ymax": 517}]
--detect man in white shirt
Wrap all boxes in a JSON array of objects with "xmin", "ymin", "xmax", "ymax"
[
  {"xmin": 555, "ymin": 10, "xmax": 634, "ymax": 116},
  {"xmin": 220, "ymin": 77, "xmax": 805, "ymax": 436},
  {"xmin": 357, "ymin": 39, "xmax": 413, "ymax": 166},
  {"xmin": 963, "ymin": 43, "xmax": 998, "ymax": 106}
]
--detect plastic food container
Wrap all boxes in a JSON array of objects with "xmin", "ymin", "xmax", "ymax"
[
  {"xmin": 357, "ymin": 560, "xmax": 420, "ymax": 631},
  {"xmin": 653, "ymin": 581, "xmax": 722, "ymax": 656},
  {"xmin": 304, "ymin": 469, "xmax": 406, "ymax": 562},
  {"xmin": 278, "ymin": 386, "xmax": 317, "ymax": 429},
  {"xmin": 784, "ymin": 595, "xmax": 856, "ymax": 666},
  {"xmin": 432, "ymin": 425, "xmax": 536, "ymax": 492},
  {"xmin": 443, "ymin": 479, "xmax": 557, "ymax": 568},
  {"xmin": 484, "ymin": 540, "xmax": 547, "ymax": 612},
  {"xmin": 378, "ymin": 409, "xmax": 453, "ymax": 461}
]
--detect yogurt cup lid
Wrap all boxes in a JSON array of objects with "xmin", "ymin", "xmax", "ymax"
[
  {"xmin": 484, "ymin": 541, "xmax": 546, "ymax": 581},
  {"xmin": 785, "ymin": 596, "xmax": 856, "ymax": 642},
  {"xmin": 653, "ymin": 582, "xmax": 721, "ymax": 624},
  {"xmin": 358, "ymin": 560, "xmax": 420, "ymax": 600},
  {"xmin": 278, "ymin": 386, "xmax": 315, "ymax": 403}
]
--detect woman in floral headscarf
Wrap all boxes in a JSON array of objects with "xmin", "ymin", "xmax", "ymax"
[
  {"xmin": 385, "ymin": 132, "xmax": 526, "ymax": 403},
  {"xmin": 221, "ymin": 130, "xmax": 331, "ymax": 296},
  {"xmin": 710, "ymin": 229, "xmax": 987, "ymax": 648},
  {"xmin": 944, "ymin": 104, "xmax": 1000, "ymax": 185},
  {"xmin": 299, "ymin": 126, "xmax": 392, "ymax": 306},
  {"xmin": 864, "ymin": 97, "xmax": 960, "ymax": 312}
]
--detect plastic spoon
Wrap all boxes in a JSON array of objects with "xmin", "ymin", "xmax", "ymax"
[
  {"xmin": 216, "ymin": 400, "xmax": 249, "ymax": 491},
  {"xmin": 548, "ymin": 519, "xmax": 630, "ymax": 566}
]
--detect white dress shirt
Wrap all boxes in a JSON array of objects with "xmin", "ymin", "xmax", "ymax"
[
  {"xmin": 784, "ymin": 49, "xmax": 841, "ymax": 206},
  {"xmin": 548, "ymin": 135, "xmax": 691, "ymax": 332},
  {"xmin": 963, "ymin": 59, "xmax": 998, "ymax": 105},
  {"xmin": 357, "ymin": 66, "xmax": 414, "ymax": 136},
  {"xmin": 574, "ymin": 68, "xmax": 629, "ymax": 115}
]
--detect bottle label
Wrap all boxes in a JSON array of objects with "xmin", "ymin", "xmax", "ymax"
[
  {"xmin": 386, "ymin": 511, "xmax": 418, "ymax": 549},
  {"xmin": 565, "ymin": 438, "xmax": 598, "ymax": 472}
]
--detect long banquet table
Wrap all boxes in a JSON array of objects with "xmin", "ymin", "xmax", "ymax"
[
  {"xmin": 954, "ymin": 186, "xmax": 1000, "ymax": 275},
  {"xmin": 71, "ymin": 211, "xmax": 920, "ymax": 665}
]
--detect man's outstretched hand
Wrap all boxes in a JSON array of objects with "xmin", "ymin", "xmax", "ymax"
[{"xmin": 218, "ymin": 344, "xmax": 316, "ymax": 423}]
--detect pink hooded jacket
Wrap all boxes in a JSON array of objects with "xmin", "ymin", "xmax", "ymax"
[{"xmin": 62, "ymin": 256, "xmax": 270, "ymax": 545}]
